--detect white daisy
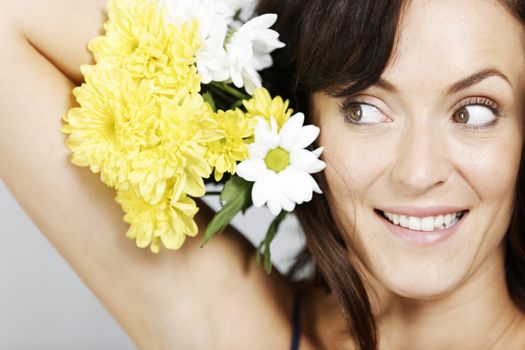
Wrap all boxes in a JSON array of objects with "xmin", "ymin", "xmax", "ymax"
[
  {"xmin": 236, "ymin": 113, "xmax": 326, "ymax": 215},
  {"xmin": 225, "ymin": 14, "xmax": 285, "ymax": 94},
  {"xmin": 159, "ymin": 0, "xmax": 283, "ymax": 90}
]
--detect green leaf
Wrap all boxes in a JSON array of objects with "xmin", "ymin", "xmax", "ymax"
[
  {"xmin": 200, "ymin": 176, "xmax": 253, "ymax": 248},
  {"xmin": 259, "ymin": 211, "xmax": 287, "ymax": 274},
  {"xmin": 202, "ymin": 91, "xmax": 216, "ymax": 112},
  {"xmin": 219, "ymin": 175, "xmax": 250, "ymax": 205}
]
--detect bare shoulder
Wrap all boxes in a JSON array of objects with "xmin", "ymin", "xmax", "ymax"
[
  {"xmin": 160, "ymin": 220, "xmax": 299, "ymax": 349},
  {"xmin": 297, "ymin": 285, "xmax": 357, "ymax": 350},
  {"xmin": 507, "ymin": 313, "xmax": 525, "ymax": 349}
]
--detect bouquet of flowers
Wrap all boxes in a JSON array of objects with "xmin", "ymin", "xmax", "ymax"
[{"xmin": 60, "ymin": 0, "xmax": 326, "ymax": 273}]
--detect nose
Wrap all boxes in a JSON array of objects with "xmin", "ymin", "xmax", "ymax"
[{"xmin": 391, "ymin": 121, "xmax": 450, "ymax": 194}]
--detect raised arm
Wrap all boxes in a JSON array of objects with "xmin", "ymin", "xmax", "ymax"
[{"xmin": 0, "ymin": 1, "xmax": 293, "ymax": 348}]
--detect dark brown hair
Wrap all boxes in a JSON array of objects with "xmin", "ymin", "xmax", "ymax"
[{"xmin": 255, "ymin": 1, "xmax": 525, "ymax": 349}]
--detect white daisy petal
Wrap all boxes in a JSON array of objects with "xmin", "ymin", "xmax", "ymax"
[
  {"xmin": 281, "ymin": 197, "xmax": 296, "ymax": 212},
  {"xmin": 266, "ymin": 173, "xmax": 285, "ymax": 215},
  {"xmin": 290, "ymin": 149, "xmax": 326, "ymax": 173},
  {"xmin": 230, "ymin": 58, "xmax": 245, "ymax": 88},
  {"xmin": 254, "ymin": 120, "xmax": 275, "ymax": 142},
  {"xmin": 272, "ymin": 175, "xmax": 295, "ymax": 211},
  {"xmin": 252, "ymin": 118, "xmax": 280, "ymax": 150},
  {"xmin": 236, "ymin": 159, "xmax": 268, "ymax": 182},
  {"xmin": 241, "ymin": 67, "xmax": 262, "ymax": 94},
  {"xmin": 239, "ymin": 13, "xmax": 278, "ymax": 35},
  {"xmin": 248, "ymin": 142, "xmax": 270, "ymax": 160},
  {"xmin": 309, "ymin": 174, "xmax": 323, "ymax": 194},
  {"xmin": 254, "ymin": 116, "xmax": 270, "ymax": 133},
  {"xmin": 279, "ymin": 113, "xmax": 305, "ymax": 150},
  {"xmin": 254, "ymin": 123, "xmax": 279, "ymax": 149},
  {"xmin": 285, "ymin": 112, "xmax": 305, "ymax": 128},
  {"xmin": 239, "ymin": 1, "xmax": 256, "ymax": 21},
  {"xmin": 269, "ymin": 117, "xmax": 279, "ymax": 133},
  {"xmin": 295, "ymin": 125, "xmax": 320, "ymax": 150},
  {"xmin": 280, "ymin": 168, "xmax": 307, "ymax": 204},
  {"xmin": 264, "ymin": 131, "xmax": 281, "ymax": 149},
  {"xmin": 299, "ymin": 171, "xmax": 317, "ymax": 202},
  {"xmin": 268, "ymin": 187, "xmax": 296, "ymax": 215},
  {"xmin": 267, "ymin": 197, "xmax": 283, "ymax": 216},
  {"xmin": 250, "ymin": 52, "xmax": 273, "ymax": 71},
  {"xmin": 312, "ymin": 146, "xmax": 324, "ymax": 158},
  {"xmin": 252, "ymin": 173, "xmax": 273, "ymax": 207}
]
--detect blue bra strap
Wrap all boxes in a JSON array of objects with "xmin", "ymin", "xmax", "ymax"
[{"xmin": 290, "ymin": 292, "xmax": 301, "ymax": 350}]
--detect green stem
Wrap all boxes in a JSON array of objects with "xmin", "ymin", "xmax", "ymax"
[
  {"xmin": 262, "ymin": 210, "xmax": 287, "ymax": 274},
  {"xmin": 210, "ymin": 82, "xmax": 250, "ymax": 101},
  {"xmin": 208, "ymin": 86, "xmax": 236, "ymax": 109}
]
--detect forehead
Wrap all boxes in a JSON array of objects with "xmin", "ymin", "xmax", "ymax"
[{"xmin": 384, "ymin": 0, "xmax": 525, "ymax": 92}]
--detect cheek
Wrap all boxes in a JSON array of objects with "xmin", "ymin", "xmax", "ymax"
[
  {"xmin": 450, "ymin": 135, "xmax": 522, "ymax": 204},
  {"xmin": 319, "ymin": 127, "xmax": 393, "ymax": 204}
]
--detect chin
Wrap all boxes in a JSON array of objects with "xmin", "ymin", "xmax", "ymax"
[{"xmin": 378, "ymin": 263, "xmax": 469, "ymax": 300}]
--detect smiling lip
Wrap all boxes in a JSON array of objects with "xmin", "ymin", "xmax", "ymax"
[
  {"xmin": 378, "ymin": 206, "xmax": 469, "ymax": 217},
  {"xmin": 375, "ymin": 209, "xmax": 468, "ymax": 247}
]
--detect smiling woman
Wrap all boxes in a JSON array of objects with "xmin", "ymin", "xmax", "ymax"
[
  {"xmin": 1, "ymin": 0, "xmax": 525, "ymax": 349},
  {"xmin": 257, "ymin": 0, "xmax": 525, "ymax": 348}
]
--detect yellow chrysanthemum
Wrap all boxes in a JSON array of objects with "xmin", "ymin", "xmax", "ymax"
[
  {"xmin": 243, "ymin": 87, "xmax": 293, "ymax": 130},
  {"xmin": 88, "ymin": 0, "xmax": 201, "ymax": 100},
  {"xmin": 60, "ymin": 0, "xmax": 218, "ymax": 254},
  {"xmin": 127, "ymin": 93, "xmax": 213, "ymax": 205},
  {"xmin": 61, "ymin": 63, "xmax": 158, "ymax": 189},
  {"xmin": 116, "ymin": 179, "xmax": 199, "ymax": 253},
  {"xmin": 205, "ymin": 109, "xmax": 256, "ymax": 181}
]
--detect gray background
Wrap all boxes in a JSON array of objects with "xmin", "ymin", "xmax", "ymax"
[{"xmin": 0, "ymin": 180, "xmax": 305, "ymax": 349}]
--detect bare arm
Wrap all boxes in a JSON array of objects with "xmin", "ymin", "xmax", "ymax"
[{"xmin": 0, "ymin": 1, "xmax": 293, "ymax": 348}]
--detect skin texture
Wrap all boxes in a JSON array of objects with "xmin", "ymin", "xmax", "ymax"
[{"xmin": 309, "ymin": 0, "xmax": 525, "ymax": 348}]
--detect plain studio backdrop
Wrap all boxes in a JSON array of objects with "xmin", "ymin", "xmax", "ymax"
[{"xmin": 0, "ymin": 180, "xmax": 306, "ymax": 349}]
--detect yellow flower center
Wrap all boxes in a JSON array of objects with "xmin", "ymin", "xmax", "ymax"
[{"xmin": 264, "ymin": 147, "xmax": 290, "ymax": 173}]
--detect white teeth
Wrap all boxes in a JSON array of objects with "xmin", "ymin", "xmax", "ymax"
[
  {"xmin": 393, "ymin": 215, "xmax": 400, "ymax": 225},
  {"xmin": 382, "ymin": 210, "xmax": 464, "ymax": 231},
  {"xmin": 408, "ymin": 217, "xmax": 421, "ymax": 230},
  {"xmin": 444, "ymin": 213, "xmax": 453, "ymax": 227},
  {"xmin": 434, "ymin": 215, "xmax": 444, "ymax": 228},
  {"xmin": 421, "ymin": 217, "xmax": 434, "ymax": 231},
  {"xmin": 400, "ymin": 215, "xmax": 409, "ymax": 227}
]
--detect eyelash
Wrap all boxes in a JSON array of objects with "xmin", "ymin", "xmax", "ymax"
[
  {"xmin": 338, "ymin": 96, "xmax": 503, "ymax": 130},
  {"xmin": 454, "ymin": 97, "xmax": 502, "ymax": 130}
]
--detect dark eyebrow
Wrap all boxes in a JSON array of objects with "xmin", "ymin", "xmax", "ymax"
[
  {"xmin": 446, "ymin": 68, "xmax": 512, "ymax": 94},
  {"xmin": 373, "ymin": 68, "xmax": 512, "ymax": 94}
]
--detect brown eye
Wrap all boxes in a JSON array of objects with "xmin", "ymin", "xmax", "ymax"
[
  {"xmin": 348, "ymin": 104, "xmax": 363, "ymax": 122},
  {"xmin": 453, "ymin": 107, "xmax": 470, "ymax": 124},
  {"xmin": 339, "ymin": 100, "xmax": 388, "ymax": 126}
]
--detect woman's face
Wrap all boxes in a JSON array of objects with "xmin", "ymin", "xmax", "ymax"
[{"xmin": 313, "ymin": 0, "xmax": 525, "ymax": 299}]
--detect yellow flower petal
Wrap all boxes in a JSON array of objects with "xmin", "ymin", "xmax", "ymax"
[
  {"xmin": 243, "ymin": 87, "xmax": 293, "ymax": 130},
  {"xmin": 116, "ymin": 181, "xmax": 200, "ymax": 253},
  {"xmin": 205, "ymin": 108, "xmax": 255, "ymax": 180}
]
